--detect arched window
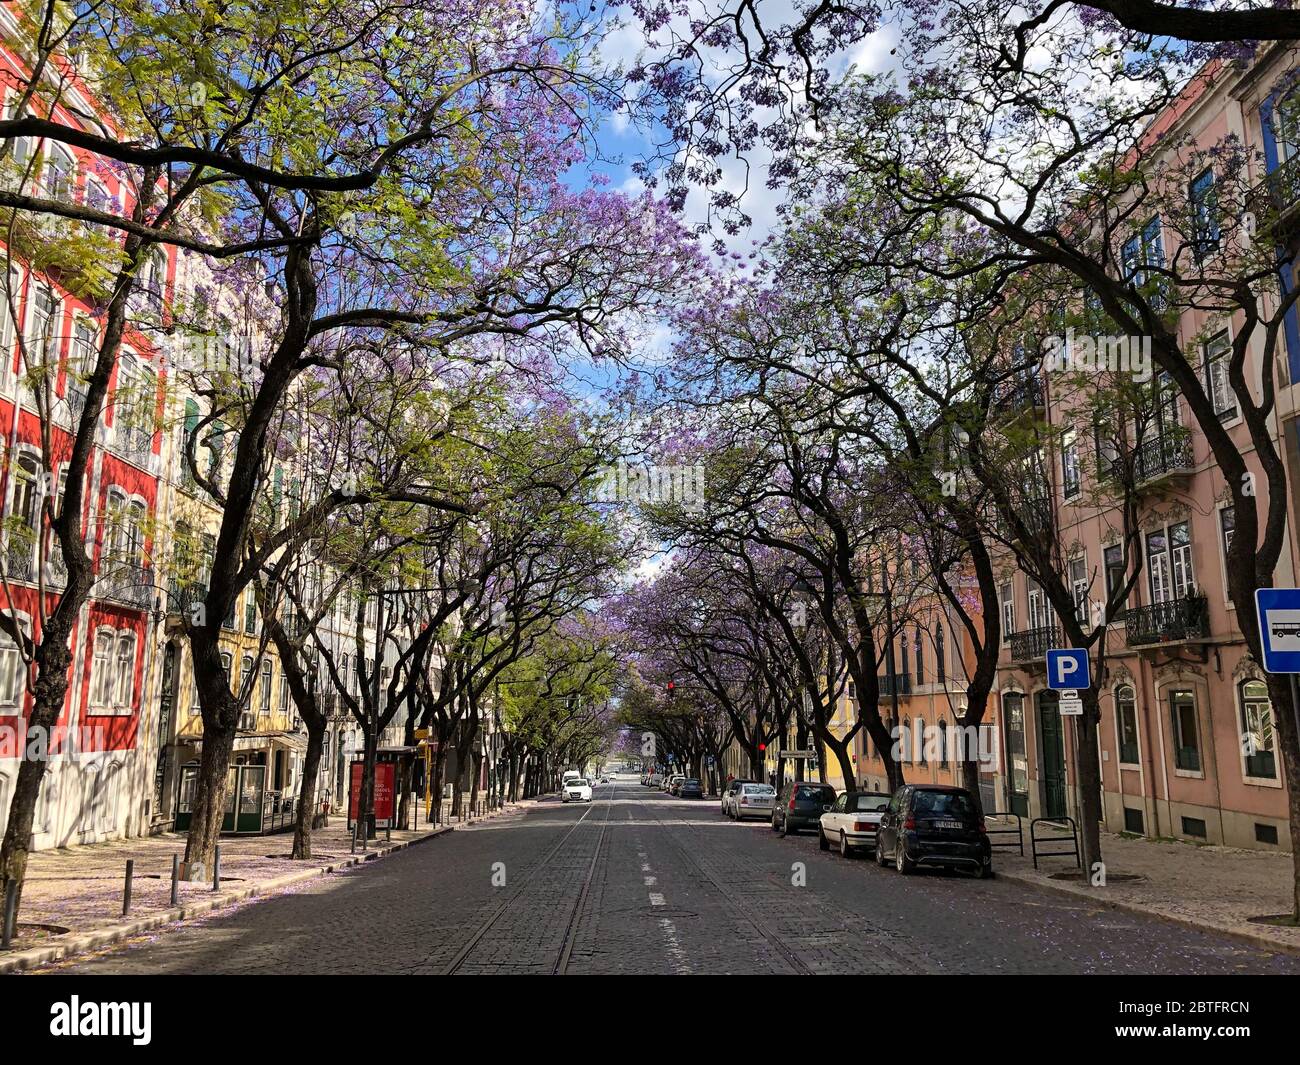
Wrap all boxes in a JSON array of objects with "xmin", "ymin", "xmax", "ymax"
[
  {"xmin": 113, "ymin": 633, "xmax": 136, "ymax": 712},
  {"xmin": 90, "ymin": 630, "xmax": 114, "ymax": 709},
  {"xmin": 1240, "ymin": 680, "xmax": 1276, "ymax": 780},
  {"xmin": 260, "ymin": 661, "xmax": 272, "ymax": 712},
  {"xmin": 1116, "ymin": 685, "xmax": 1139, "ymax": 765},
  {"xmin": 239, "ymin": 655, "xmax": 254, "ymax": 699},
  {"xmin": 913, "ymin": 627, "xmax": 923, "ymax": 685},
  {"xmin": 1275, "ymin": 84, "xmax": 1300, "ymax": 164},
  {"xmin": 0, "ymin": 616, "xmax": 29, "ymax": 712},
  {"xmin": 220, "ymin": 651, "xmax": 232, "ymax": 690},
  {"xmin": 936, "ymin": 622, "xmax": 946, "ymax": 684}
]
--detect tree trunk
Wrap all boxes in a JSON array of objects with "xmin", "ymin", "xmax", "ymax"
[
  {"xmin": 0, "ymin": 610, "xmax": 77, "ymax": 913},
  {"xmin": 292, "ymin": 724, "xmax": 325, "ymax": 859},
  {"xmin": 183, "ymin": 718, "xmax": 236, "ymax": 875},
  {"xmin": 1075, "ymin": 691, "xmax": 1105, "ymax": 878}
]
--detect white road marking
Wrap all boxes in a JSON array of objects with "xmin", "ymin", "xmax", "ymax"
[
  {"xmin": 644, "ymin": 876, "xmax": 657, "ymax": 887},
  {"xmin": 658, "ymin": 917, "xmax": 691, "ymax": 974},
  {"xmin": 648, "ymin": 892, "xmax": 666, "ymax": 906}
]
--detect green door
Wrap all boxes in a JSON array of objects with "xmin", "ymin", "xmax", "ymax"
[{"xmin": 1036, "ymin": 691, "xmax": 1067, "ymax": 819}]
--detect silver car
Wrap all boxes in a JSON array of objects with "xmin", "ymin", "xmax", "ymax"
[{"xmin": 729, "ymin": 782, "xmax": 776, "ymax": 821}]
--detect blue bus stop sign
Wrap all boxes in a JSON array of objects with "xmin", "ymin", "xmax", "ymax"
[
  {"xmin": 1254, "ymin": 588, "xmax": 1300, "ymax": 673},
  {"xmin": 1046, "ymin": 648, "xmax": 1090, "ymax": 690}
]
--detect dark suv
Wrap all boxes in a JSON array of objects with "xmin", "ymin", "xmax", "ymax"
[
  {"xmin": 771, "ymin": 780, "xmax": 837, "ymax": 837},
  {"xmin": 875, "ymin": 784, "xmax": 992, "ymax": 877}
]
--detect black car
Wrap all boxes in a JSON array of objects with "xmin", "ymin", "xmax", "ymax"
[
  {"xmin": 678, "ymin": 777, "xmax": 704, "ymax": 799},
  {"xmin": 875, "ymin": 784, "xmax": 992, "ymax": 878},
  {"xmin": 771, "ymin": 780, "xmax": 837, "ymax": 836}
]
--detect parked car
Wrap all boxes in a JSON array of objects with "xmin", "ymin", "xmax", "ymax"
[
  {"xmin": 678, "ymin": 778, "xmax": 704, "ymax": 799},
  {"xmin": 562, "ymin": 778, "xmax": 594, "ymax": 803},
  {"xmin": 720, "ymin": 779, "xmax": 756, "ymax": 816},
  {"xmin": 818, "ymin": 791, "xmax": 892, "ymax": 857},
  {"xmin": 648, "ymin": 773, "xmax": 663, "ymax": 787},
  {"xmin": 666, "ymin": 775, "xmax": 685, "ymax": 794},
  {"xmin": 771, "ymin": 781, "xmax": 837, "ymax": 836},
  {"xmin": 730, "ymin": 782, "xmax": 775, "ymax": 821},
  {"xmin": 875, "ymin": 785, "xmax": 992, "ymax": 877}
]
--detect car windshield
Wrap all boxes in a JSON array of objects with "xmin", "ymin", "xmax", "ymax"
[
  {"xmin": 570, "ymin": 779, "xmax": 587, "ymax": 787},
  {"xmin": 743, "ymin": 785, "xmax": 774, "ymax": 795},
  {"xmin": 683, "ymin": 779, "xmax": 700, "ymax": 786},
  {"xmin": 848, "ymin": 794, "xmax": 891, "ymax": 813},
  {"xmin": 911, "ymin": 790, "xmax": 975, "ymax": 817}
]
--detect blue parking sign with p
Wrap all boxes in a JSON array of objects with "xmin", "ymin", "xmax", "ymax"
[{"xmin": 1046, "ymin": 649, "xmax": 1089, "ymax": 690}]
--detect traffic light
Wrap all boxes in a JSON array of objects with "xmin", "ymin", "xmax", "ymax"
[
  {"xmin": 758, "ymin": 742, "xmax": 766, "ymax": 753},
  {"xmin": 666, "ymin": 681, "xmax": 675, "ymax": 693}
]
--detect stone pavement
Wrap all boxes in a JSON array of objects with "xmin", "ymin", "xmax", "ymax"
[
  {"xmin": 0, "ymin": 794, "xmax": 528, "ymax": 972},
  {"xmin": 990, "ymin": 818, "xmax": 1300, "ymax": 953}
]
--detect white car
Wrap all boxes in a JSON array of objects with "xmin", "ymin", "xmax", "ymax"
[
  {"xmin": 728, "ymin": 782, "xmax": 775, "ymax": 820},
  {"xmin": 563, "ymin": 778, "xmax": 594, "ymax": 803},
  {"xmin": 819, "ymin": 791, "xmax": 892, "ymax": 856}
]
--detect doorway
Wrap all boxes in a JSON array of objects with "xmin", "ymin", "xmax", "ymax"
[{"xmin": 1036, "ymin": 690, "xmax": 1068, "ymax": 818}]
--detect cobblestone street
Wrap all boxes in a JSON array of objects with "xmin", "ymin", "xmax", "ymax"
[{"xmin": 32, "ymin": 778, "xmax": 1300, "ymax": 975}]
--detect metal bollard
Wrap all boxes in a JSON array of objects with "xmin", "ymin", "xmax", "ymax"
[
  {"xmin": 123, "ymin": 859, "xmax": 134, "ymax": 916},
  {"xmin": 170, "ymin": 853, "xmax": 180, "ymax": 906},
  {"xmin": 2, "ymin": 878, "xmax": 18, "ymax": 949},
  {"xmin": 212, "ymin": 845, "xmax": 221, "ymax": 891}
]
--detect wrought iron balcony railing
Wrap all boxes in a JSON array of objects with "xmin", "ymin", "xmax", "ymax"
[
  {"xmin": 168, "ymin": 580, "xmax": 207, "ymax": 617},
  {"xmin": 4, "ymin": 539, "xmax": 35, "ymax": 583},
  {"xmin": 1010, "ymin": 625, "xmax": 1058, "ymax": 662},
  {"xmin": 877, "ymin": 672, "xmax": 912, "ymax": 697},
  {"xmin": 1247, "ymin": 153, "xmax": 1300, "ymax": 241},
  {"xmin": 1122, "ymin": 594, "xmax": 1209, "ymax": 646},
  {"xmin": 1134, "ymin": 433, "xmax": 1194, "ymax": 486},
  {"xmin": 100, "ymin": 562, "xmax": 155, "ymax": 609}
]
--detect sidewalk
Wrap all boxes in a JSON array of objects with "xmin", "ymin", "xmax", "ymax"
[
  {"xmin": 0, "ymin": 798, "xmax": 523, "ymax": 973},
  {"xmin": 993, "ymin": 821, "xmax": 1300, "ymax": 954}
]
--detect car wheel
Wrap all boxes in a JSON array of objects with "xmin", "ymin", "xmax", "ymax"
[
  {"xmin": 896, "ymin": 843, "xmax": 914, "ymax": 875},
  {"xmin": 818, "ymin": 827, "xmax": 829, "ymax": 851},
  {"xmin": 876, "ymin": 840, "xmax": 889, "ymax": 866},
  {"xmin": 840, "ymin": 832, "xmax": 852, "ymax": 859},
  {"xmin": 978, "ymin": 861, "xmax": 994, "ymax": 880},
  {"xmin": 771, "ymin": 815, "xmax": 780, "ymax": 833}
]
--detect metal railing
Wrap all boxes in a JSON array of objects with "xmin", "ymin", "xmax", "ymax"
[
  {"xmin": 877, "ymin": 672, "xmax": 912, "ymax": 697},
  {"xmin": 1247, "ymin": 152, "xmax": 1300, "ymax": 236},
  {"xmin": 1122, "ymin": 594, "xmax": 1208, "ymax": 646},
  {"xmin": 1009, "ymin": 625, "xmax": 1057, "ymax": 662},
  {"xmin": 1134, "ymin": 433, "xmax": 1193, "ymax": 484},
  {"xmin": 99, "ymin": 561, "xmax": 154, "ymax": 609},
  {"xmin": 984, "ymin": 811, "xmax": 1024, "ymax": 856},
  {"xmin": 1030, "ymin": 815, "xmax": 1081, "ymax": 870}
]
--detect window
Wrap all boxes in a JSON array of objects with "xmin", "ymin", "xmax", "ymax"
[
  {"xmin": 239, "ymin": 655, "xmax": 254, "ymax": 700},
  {"xmin": 90, "ymin": 630, "xmax": 114, "ymax": 709},
  {"xmin": 1169, "ymin": 688, "xmax": 1201, "ymax": 772},
  {"xmin": 220, "ymin": 651, "xmax": 232, "ymax": 691},
  {"xmin": 1061, "ymin": 430, "xmax": 1080, "ymax": 499},
  {"xmin": 245, "ymin": 599, "xmax": 257, "ymax": 635},
  {"xmin": 1, "ymin": 93, "xmax": 34, "ymax": 176},
  {"xmin": 1027, "ymin": 580, "xmax": 1049, "ymax": 630},
  {"xmin": 260, "ymin": 661, "xmax": 272, "ymax": 713},
  {"xmin": 1000, "ymin": 582, "xmax": 1014, "ymax": 642},
  {"xmin": 0, "ymin": 619, "xmax": 28, "ymax": 712},
  {"xmin": 1094, "ymin": 416, "xmax": 1120, "ymax": 479},
  {"xmin": 1203, "ymin": 330, "xmax": 1235, "ymax": 421},
  {"xmin": 1274, "ymin": 85, "xmax": 1300, "ymax": 164},
  {"xmin": 44, "ymin": 143, "xmax": 76, "ymax": 200},
  {"xmin": 1104, "ymin": 545, "xmax": 1126, "ymax": 605},
  {"xmin": 1219, "ymin": 505, "xmax": 1235, "ymax": 558},
  {"xmin": 938, "ymin": 718, "xmax": 949, "ymax": 767},
  {"xmin": 279, "ymin": 675, "xmax": 289, "ymax": 711},
  {"xmin": 914, "ymin": 627, "xmax": 923, "ymax": 685},
  {"xmin": 936, "ymin": 622, "xmax": 946, "ymax": 683},
  {"xmin": 1146, "ymin": 521, "xmax": 1193, "ymax": 604},
  {"xmin": 1116, "ymin": 685, "xmax": 1139, "ymax": 765},
  {"xmin": 1189, "ymin": 169, "xmax": 1219, "ymax": 260},
  {"xmin": 113, "ymin": 633, "xmax": 135, "ymax": 712},
  {"xmin": 25, "ymin": 286, "xmax": 60, "ymax": 403},
  {"xmin": 1239, "ymin": 680, "xmax": 1277, "ymax": 780},
  {"xmin": 1069, "ymin": 556, "xmax": 1089, "ymax": 623}
]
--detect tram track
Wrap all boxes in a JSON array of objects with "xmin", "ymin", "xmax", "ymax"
[{"xmin": 442, "ymin": 782, "xmax": 613, "ymax": 975}]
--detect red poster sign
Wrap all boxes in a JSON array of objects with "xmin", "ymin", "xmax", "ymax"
[{"xmin": 349, "ymin": 761, "xmax": 396, "ymax": 823}]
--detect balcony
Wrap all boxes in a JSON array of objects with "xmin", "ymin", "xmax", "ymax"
[
  {"xmin": 167, "ymin": 580, "xmax": 207, "ymax": 618},
  {"xmin": 1123, "ymin": 595, "xmax": 1209, "ymax": 647},
  {"xmin": 114, "ymin": 425, "xmax": 154, "ymax": 467},
  {"xmin": 1246, "ymin": 153, "xmax": 1300, "ymax": 247},
  {"xmin": 991, "ymin": 375, "xmax": 1046, "ymax": 420},
  {"xmin": 877, "ymin": 672, "xmax": 912, "ymax": 697},
  {"xmin": 1134, "ymin": 433, "xmax": 1194, "ymax": 491},
  {"xmin": 99, "ymin": 562, "xmax": 155, "ymax": 610},
  {"xmin": 1010, "ymin": 625, "xmax": 1058, "ymax": 663},
  {"xmin": 4, "ymin": 539, "xmax": 35, "ymax": 583}
]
